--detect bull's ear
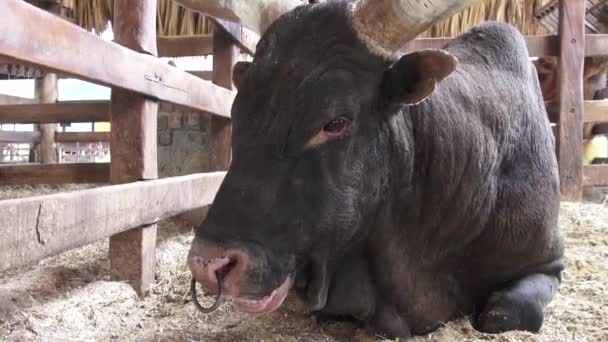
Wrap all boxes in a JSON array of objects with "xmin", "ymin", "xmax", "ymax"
[
  {"xmin": 232, "ymin": 61, "xmax": 252, "ymax": 90},
  {"xmin": 381, "ymin": 49, "xmax": 457, "ymax": 106}
]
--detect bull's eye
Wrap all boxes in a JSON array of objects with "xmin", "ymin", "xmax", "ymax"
[
  {"xmin": 305, "ymin": 116, "xmax": 351, "ymax": 149},
  {"xmin": 323, "ymin": 117, "xmax": 349, "ymax": 135}
]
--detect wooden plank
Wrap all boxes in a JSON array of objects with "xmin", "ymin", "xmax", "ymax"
[
  {"xmin": 583, "ymin": 165, "xmax": 608, "ymax": 187},
  {"xmin": 545, "ymin": 100, "xmax": 608, "ymax": 124},
  {"xmin": 405, "ymin": 35, "xmax": 603, "ymax": 58},
  {"xmin": 557, "ymin": 0, "xmax": 586, "ymax": 201},
  {"xmin": 0, "ymin": 1, "xmax": 235, "ymax": 119},
  {"xmin": 211, "ymin": 18, "xmax": 257, "ymax": 55},
  {"xmin": 0, "ymin": 131, "xmax": 39, "ymax": 143},
  {"xmin": 0, "ymin": 101, "xmax": 110, "ymax": 123},
  {"xmin": 584, "ymin": 100, "xmax": 608, "ymax": 124},
  {"xmin": 187, "ymin": 70, "xmax": 212, "ymax": 80},
  {"xmin": 0, "ymin": 172, "xmax": 226, "ymax": 273},
  {"xmin": 172, "ymin": 0, "xmax": 300, "ymax": 35},
  {"xmin": 525, "ymin": 35, "xmax": 559, "ymax": 57},
  {"xmin": 404, "ymin": 36, "xmax": 560, "ymax": 57},
  {"xmin": 157, "ymin": 35, "xmax": 213, "ymax": 57},
  {"xmin": 108, "ymin": 0, "xmax": 160, "ymax": 298},
  {"xmin": 0, "ymin": 162, "xmax": 110, "ymax": 185},
  {"xmin": 0, "ymin": 94, "xmax": 37, "ymax": 105},
  {"xmin": 55, "ymin": 132, "xmax": 110, "ymax": 143},
  {"xmin": 209, "ymin": 24, "xmax": 238, "ymax": 172},
  {"xmin": 109, "ymin": 93, "xmax": 157, "ymax": 182},
  {"xmin": 157, "ymin": 29, "xmax": 258, "ymax": 57},
  {"xmin": 35, "ymin": 73, "xmax": 58, "ymax": 163},
  {"xmin": 585, "ymin": 34, "xmax": 608, "ymax": 57}
]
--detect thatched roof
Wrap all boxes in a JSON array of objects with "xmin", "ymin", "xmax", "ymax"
[
  {"xmin": 69, "ymin": 0, "xmax": 552, "ymax": 38},
  {"xmin": 421, "ymin": 0, "xmax": 552, "ymax": 37}
]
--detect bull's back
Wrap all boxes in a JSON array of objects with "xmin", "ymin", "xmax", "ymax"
[
  {"xmin": 410, "ymin": 21, "xmax": 561, "ymax": 284},
  {"xmin": 444, "ymin": 22, "xmax": 562, "ymax": 281}
]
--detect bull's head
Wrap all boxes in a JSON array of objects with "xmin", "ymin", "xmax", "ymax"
[{"xmin": 188, "ymin": 0, "xmax": 476, "ymax": 315}]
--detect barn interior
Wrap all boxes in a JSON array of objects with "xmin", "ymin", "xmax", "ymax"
[{"xmin": 0, "ymin": 0, "xmax": 607, "ymax": 341}]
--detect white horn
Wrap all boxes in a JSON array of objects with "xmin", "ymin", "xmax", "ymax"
[
  {"xmin": 172, "ymin": 0, "xmax": 303, "ymax": 34},
  {"xmin": 351, "ymin": 0, "xmax": 481, "ymax": 57}
]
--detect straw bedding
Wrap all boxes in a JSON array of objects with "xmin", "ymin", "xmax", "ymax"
[{"xmin": 0, "ymin": 184, "xmax": 606, "ymax": 341}]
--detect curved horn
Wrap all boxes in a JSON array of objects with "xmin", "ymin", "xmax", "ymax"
[
  {"xmin": 172, "ymin": 0, "xmax": 303, "ymax": 34},
  {"xmin": 352, "ymin": 0, "xmax": 480, "ymax": 57}
]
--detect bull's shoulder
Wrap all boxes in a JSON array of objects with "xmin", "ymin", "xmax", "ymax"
[{"xmin": 445, "ymin": 21, "xmax": 530, "ymax": 76}]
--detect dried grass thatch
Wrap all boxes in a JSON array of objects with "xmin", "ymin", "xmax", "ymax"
[
  {"xmin": 73, "ymin": 0, "xmax": 214, "ymax": 36},
  {"xmin": 71, "ymin": 0, "xmax": 550, "ymax": 38},
  {"xmin": 422, "ymin": 0, "xmax": 552, "ymax": 37}
]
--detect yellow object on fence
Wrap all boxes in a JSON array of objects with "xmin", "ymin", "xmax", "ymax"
[
  {"xmin": 583, "ymin": 135, "xmax": 608, "ymax": 165},
  {"xmin": 95, "ymin": 122, "xmax": 110, "ymax": 132}
]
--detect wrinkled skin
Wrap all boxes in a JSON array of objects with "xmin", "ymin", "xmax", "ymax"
[{"xmin": 189, "ymin": 1, "xmax": 564, "ymax": 339}]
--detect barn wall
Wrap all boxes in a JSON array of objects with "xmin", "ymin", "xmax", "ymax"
[
  {"xmin": 157, "ymin": 102, "xmax": 210, "ymax": 177},
  {"xmin": 157, "ymin": 102, "xmax": 211, "ymax": 225}
]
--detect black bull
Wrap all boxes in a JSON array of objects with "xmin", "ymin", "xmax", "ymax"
[{"xmin": 188, "ymin": 1, "xmax": 564, "ymax": 339}]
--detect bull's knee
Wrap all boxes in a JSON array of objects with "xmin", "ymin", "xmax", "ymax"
[
  {"xmin": 475, "ymin": 273, "xmax": 559, "ymax": 334},
  {"xmin": 366, "ymin": 302, "xmax": 411, "ymax": 340}
]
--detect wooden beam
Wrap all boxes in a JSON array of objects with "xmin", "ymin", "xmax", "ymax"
[
  {"xmin": 525, "ymin": 35, "xmax": 559, "ymax": 57},
  {"xmin": 0, "ymin": 101, "xmax": 110, "ymax": 123},
  {"xmin": 585, "ymin": 34, "xmax": 608, "ymax": 57},
  {"xmin": 35, "ymin": 73, "xmax": 58, "ymax": 163},
  {"xmin": 583, "ymin": 165, "xmax": 608, "ymax": 187},
  {"xmin": 405, "ymin": 35, "xmax": 603, "ymax": 58},
  {"xmin": 55, "ymin": 132, "xmax": 110, "ymax": 143},
  {"xmin": 405, "ymin": 36, "xmax": 560, "ymax": 56},
  {"xmin": 211, "ymin": 18, "xmax": 258, "ymax": 55},
  {"xmin": 172, "ymin": 0, "xmax": 301, "ymax": 34},
  {"xmin": 157, "ymin": 29, "xmax": 258, "ymax": 57},
  {"xmin": 545, "ymin": 100, "xmax": 608, "ymax": 124},
  {"xmin": 0, "ymin": 131, "xmax": 39, "ymax": 143},
  {"xmin": 0, "ymin": 94, "xmax": 37, "ymax": 105},
  {"xmin": 0, "ymin": 1, "xmax": 235, "ymax": 119},
  {"xmin": 0, "ymin": 162, "xmax": 110, "ymax": 185},
  {"xmin": 0, "ymin": 172, "xmax": 226, "ymax": 273},
  {"xmin": 187, "ymin": 70, "xmax": 212, "ymax": 80},
  {"xmin": 584, "ymin": 100, "xmax": 608, "ymax": 124},
  {"xmin": 209, "ymin": 23, "xmax": 238, "ymax": 172},
  {"xmin": 109, "ymin": 0, "xmax": 160, "ymax": 298},
  {"xmin": 157, "ymin": 35, "xmax": 213, "ymax": 57},
  {"xmin": 557, "ymin": 0, "xmax": 585, "ymax": 201}
]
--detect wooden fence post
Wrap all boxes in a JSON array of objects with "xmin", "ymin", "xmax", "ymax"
[
  {"xmin": 209, "ymin": 23, "xmax": 239, "ymax": 171},
  {"xmin": 34, "ymin": 73, "xmax": 58, "ymax": 163},
  {"xmin": 109, "ymin": 0, "xmax": 159, "ymax": 298},
  {"xmin": 557, "ymin": 0, "xmax": 585, "ymax": 200}
]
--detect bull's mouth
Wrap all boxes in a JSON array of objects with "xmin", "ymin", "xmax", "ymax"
[{"xmin": 232, "ymin": 276, "xmax": 294, "ymax": 314}]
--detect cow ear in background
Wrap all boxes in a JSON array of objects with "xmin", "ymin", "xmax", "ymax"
[
  {"xmin": 381, "ymin": 49, "xmax": 457, "ymax": 106},
  {"xmin": 232, "ymin": 61, "xmax": 252, "ymax": 90}
]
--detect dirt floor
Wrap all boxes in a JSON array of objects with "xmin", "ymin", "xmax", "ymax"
[{"xmin": 0, "ymin": 185, "xmax": 607, "ymax": 342}]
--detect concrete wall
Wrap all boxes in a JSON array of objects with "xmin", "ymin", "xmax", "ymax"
[{"xmin": 158, "ymin": 102, "xmax": 213, "ymax": 226}]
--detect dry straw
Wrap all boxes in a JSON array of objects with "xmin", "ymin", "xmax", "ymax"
[
  {"xmin": 72, "ymin": 0, "xmax": 551, "ymax": 38},
  {"xmin": 73, "ymin": 0, "xmax": 213, "ymax": 36}
]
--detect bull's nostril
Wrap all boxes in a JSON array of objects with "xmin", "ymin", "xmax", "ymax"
[
  {"xmin": 216, "ymin": 257, "xmax": 238, "ymax": 279},
  {"xmin": 188, "ymin": 247, "xmax": 247, "ymax": 293}
]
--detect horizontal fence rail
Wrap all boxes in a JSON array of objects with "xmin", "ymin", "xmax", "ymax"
[
  {"xmin": 583, "ymin": 165, "xmax": 608, "ymax": 187},
  {"xmin": 0, "ymin": 1, "xmax": 235, "ymax": 118},
  {"xmin": 0, "ymin": 101, "xmax": 110, "ymax": 123},
  {"xmin": 405, "ymin": 34, "xmax": 607, "ymax": 57},
  {"xmin": 0, "ymin": 163, "xmax": 110, "ymax": 185},
  {"xmin": 0, "ymin": 172, "xmax": 225, "ymax": 272}
]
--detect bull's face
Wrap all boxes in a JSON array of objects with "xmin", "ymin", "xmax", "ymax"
[{"xmin": 188, "ymin": 1, "xmax": 457, "ymax": 315}]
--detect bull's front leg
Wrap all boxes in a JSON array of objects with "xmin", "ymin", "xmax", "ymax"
[
  {"xmin": 316, "ymin": 255, "xmax": 411, "ymax": 340},
  {"xmin": 474, "ymin": 266, "xmax": 562, "ymax": 334}
]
